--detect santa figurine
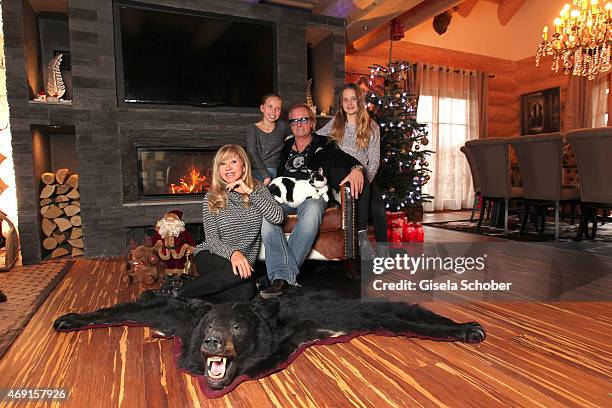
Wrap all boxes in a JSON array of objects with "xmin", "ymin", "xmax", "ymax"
[{"xmin": 152, "ymin": 210, "xmax": 195, "ymax": 275}]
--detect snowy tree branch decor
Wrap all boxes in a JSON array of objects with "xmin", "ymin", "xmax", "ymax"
[{"xmin": 46, "ymin": 54, "xmax": 65, "ymax": 101}]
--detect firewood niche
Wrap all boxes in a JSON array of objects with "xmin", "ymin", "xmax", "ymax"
[{"xmin": 40, "ymin": 168, "xmax": 82, "ymax": 259}]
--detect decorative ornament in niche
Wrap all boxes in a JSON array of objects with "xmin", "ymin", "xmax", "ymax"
[
  {"xmin": 306, "ymin": 79, "xmax": 317, "ymax": 116},
  {"xmin": 46, "ymin": 54, "xmax": 66, "ymax": 102}
]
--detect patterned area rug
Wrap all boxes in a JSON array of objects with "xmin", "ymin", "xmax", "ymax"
[
  {"xmin": 425, "ymin": 218, "xmax": 612, "ymax": 256},
  {"xmin": 0, "ymin": 260, "xmax": 73, "ymax": 358}
]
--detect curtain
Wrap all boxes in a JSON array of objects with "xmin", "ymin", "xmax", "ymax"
[
  {"xmin": 591, "ymin": 74, "xmax": 608, "ymax": 127},
  {"xmin": 416, "ymin": 63, "xmax": 487, "ymax": 212},
  {"xmin": 564, "ymin": 73, "xmax": 608, "ymax": 131}
]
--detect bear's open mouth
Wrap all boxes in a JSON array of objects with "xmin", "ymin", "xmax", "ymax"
[{"xmin": 206, "ymin": 356, "xmax": 232, "ymax": 380}]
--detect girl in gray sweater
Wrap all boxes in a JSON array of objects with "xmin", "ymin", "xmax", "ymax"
[
  {"xmin": 318, "ymin": 83, "xmax": 386, "ymax": 258},
  {"xmin": 178, "ymin": 145, "xmax": 283, "ymax": 302},
  {"xmin": 246, "ymin": 94, "xmax": 290, "ymax": 185}
]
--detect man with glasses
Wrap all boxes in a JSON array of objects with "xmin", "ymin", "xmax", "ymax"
[{"xmin": 259, "ymin": 103, "xmax": 365, "ymax": 298}]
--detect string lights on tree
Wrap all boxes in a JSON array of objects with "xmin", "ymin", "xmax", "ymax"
[{"xmin": 366, "ymin": 61, "xmax": 433, "ymax": 211}]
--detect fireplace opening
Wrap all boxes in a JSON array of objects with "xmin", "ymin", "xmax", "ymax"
[{"xmin": 137, "ymin": 147, "xmax": 217, "ymax": 197}]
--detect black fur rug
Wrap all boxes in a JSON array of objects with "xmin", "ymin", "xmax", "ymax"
[{"xmin": 54, "ymin": 282, "xmax": 485, "ymax": 398}]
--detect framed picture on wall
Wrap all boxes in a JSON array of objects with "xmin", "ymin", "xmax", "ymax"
[{"xmin": 520, "ymin": 87, "xmax": 560, "ymax": 135}]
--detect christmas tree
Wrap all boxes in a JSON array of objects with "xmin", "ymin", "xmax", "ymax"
[{"xmin": 366, "ymin": 61, "xmax": 434, "ymax": 211}]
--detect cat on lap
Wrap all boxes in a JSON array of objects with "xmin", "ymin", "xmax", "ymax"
[{"xmin": 268, "ymin": 167, "xmax": 329, "ymax": 208}]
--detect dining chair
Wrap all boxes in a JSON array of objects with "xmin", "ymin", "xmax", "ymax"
[
  {"xmin": 460, "ymin": 145, "xmax": 481, "ymax": 222},
  {"xmin": 465, "ymin": 138, "xmax": 523, "ymax": 236},
  {"xmin": 566, "ymin": 127, "xmax": 612, "ymax": 241},
  {"xmin": 509, "ymin": 133, "xmax": 580, "ymax": 241}
]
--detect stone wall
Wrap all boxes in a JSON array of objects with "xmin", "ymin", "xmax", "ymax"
[{"xmin": 3, "ymin": 0, "xmax": 345, "ymax": 263}]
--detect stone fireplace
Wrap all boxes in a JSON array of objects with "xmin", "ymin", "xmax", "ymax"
[{"xmin": 4, "ymin": 0, "xmax": 345, "ymax": 264}]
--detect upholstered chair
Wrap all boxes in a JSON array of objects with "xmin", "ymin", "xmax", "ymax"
[
  {"xmin": 460, "ymin": 145, "xmax": 481, "ymax": 222},
  {"xmin": 260, "ymin": 186, "xmax": 357, "ymax": 261},
  {"xmin": 464, "ymin": 138, "xmax": 523, "ymax": 235},
  {"xmin": 566, "ymin": 127, "xmax": 612, "ymax": 240},
  {"xmin": 284, "ymin": 186, "xmax": 356, "ymax": 260},
  {"xmin": 509, "ymin": 133, "xmax": 580, "ymax": 240}
]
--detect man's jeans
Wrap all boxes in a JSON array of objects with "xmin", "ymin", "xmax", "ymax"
[{"xmin": 261, "ymin": 198, "xmax": 327, "ymax": 284}]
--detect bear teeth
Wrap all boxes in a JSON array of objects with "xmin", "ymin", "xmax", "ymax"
[{"xmin": 207, "ymin": 357, "xmax": 227, "ymax": 379}]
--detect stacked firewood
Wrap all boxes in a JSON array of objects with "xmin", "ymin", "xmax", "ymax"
[{"xmin": 39, "ymin": 168, "xmax": 83, "ymax": 259}]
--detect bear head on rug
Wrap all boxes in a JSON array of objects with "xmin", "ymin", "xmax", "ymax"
[{"xmin": 182, "ymin": 299, "xmax": 280, "ymax": 389}]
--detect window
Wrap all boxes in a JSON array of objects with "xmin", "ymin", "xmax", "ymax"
[
  {"xmin": 416, "ymin": 94, "xmax": 474, "ymax": 211},
  {"xmin": 417, "ymin": 95, "xmax": 468, "ymax": 151}
]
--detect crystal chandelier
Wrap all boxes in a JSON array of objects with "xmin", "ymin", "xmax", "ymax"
[{"xmin": 536, "ymin": 0, "xmax": 612, "ymax": 80}]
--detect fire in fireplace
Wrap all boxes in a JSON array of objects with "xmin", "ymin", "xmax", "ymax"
[{"xmin": 137, "ymin": 147, "xmax": 216, "ymax": 197}]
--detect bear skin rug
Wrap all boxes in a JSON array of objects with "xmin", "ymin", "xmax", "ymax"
[{"xmin": 53, "ymin": 288, "xmax": 485, "ymax": 398}]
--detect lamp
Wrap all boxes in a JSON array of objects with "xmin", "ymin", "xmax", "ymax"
[
  {"xmin": 388, "ymin": 18, "xmax": 405, "ymax": 64},
  {"xmin": 536, "ymin": 0, "xmax": 612, "ymax": 80},
  {"xmin": 390, "ymin": 18, "xmax": 405, "ymax": 41}
]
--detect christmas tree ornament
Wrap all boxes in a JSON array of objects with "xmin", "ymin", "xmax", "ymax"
[{"xmin": 421, "ymin": 136, "xmax": 429, "ymax": 146}]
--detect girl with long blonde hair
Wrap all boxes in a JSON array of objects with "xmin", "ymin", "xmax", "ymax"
[
  {"xmin": 161, "ymin": 144, "xmax": 283, "ymax": 302},
  {"xmin": 246, "ymin": 94, "xmax": 290, "ymax": 185},
  {"xmin": 318, "ymin": 83, "xmax": 386, "ymax": 258}
]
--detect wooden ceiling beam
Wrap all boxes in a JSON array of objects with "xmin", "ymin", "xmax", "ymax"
[
  {"xmin": 457, "ymin": 0, "xmax": 479, "ymax": 18},
  {"xmin": 350, "ymin": 0, "xmax": 463, "ymax": 53},
  {"xmin": 346, "ymin": 0, "xmax": 423, "ymax": 44},
  {"xmin": 497, "ymin": 0, "xmax": 526, "ymax": 25}
]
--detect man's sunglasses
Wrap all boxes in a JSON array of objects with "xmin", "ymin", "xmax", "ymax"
[{"xmin": 288, "ymin": 116, "xmax": 311, "ymax": 126}]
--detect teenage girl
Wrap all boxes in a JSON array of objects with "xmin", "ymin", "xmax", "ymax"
[
  {"xmin": 246, "ymin": 94, "xmax": 290, "ymax": 185},
  {"xmin": 318, "ymin": 83, "xmax": 387, "ymax": 255}
]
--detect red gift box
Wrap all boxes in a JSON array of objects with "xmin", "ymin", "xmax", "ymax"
[
  {"xmin": 413, "ymin": 222, "xmax": 424, "ymax": 242},
  {"xmin": 386, "ymin": 212, "xmax": 425, "ymax": 243},
  {"xmin": 386, "ymin": 212, "xmax": 405, "ymax": 247}
]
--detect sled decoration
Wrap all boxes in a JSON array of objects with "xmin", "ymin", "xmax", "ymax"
[
  {"xmin": 0, "ymin": 210, "xmax": 19, "ymax": 272},
  {"xmin": 46, "ymin": 54, "xmax": 66, "ymax": 100}
]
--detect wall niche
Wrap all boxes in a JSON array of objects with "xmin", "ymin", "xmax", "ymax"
[
  {"xmin": 307, "ymin": 26, "xmax": 335, "ymax": 116},
  {"xmin": 22, "ymin": 0, "xmax": 72, "ymax": 103},
  {"xmin": 32, "ymin": 124, "xmax": 82, "ymax": 260}
]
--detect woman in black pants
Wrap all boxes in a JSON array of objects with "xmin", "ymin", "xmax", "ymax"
[
  {"xmin": 318, "ymin": 83, "xmax": 387, "ymax": 258},
  {"xmin": 175, "ymin": 144, "xmax": 284, "ymax": 303}
]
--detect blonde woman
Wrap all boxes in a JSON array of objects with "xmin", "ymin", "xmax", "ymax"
[
  {"xmin": 174, "ymin": 145, "xmax": 283, "ymax": 302},
  {"xmin": 318, "ymin": 83, "xmax": 386, "ymax": 257}
]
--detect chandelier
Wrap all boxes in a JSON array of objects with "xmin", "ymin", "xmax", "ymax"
[{"xmin": 536, "ymin": 0, "xmax": 612, "ymax": 80}]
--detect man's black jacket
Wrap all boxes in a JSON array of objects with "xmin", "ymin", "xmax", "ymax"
[{"xmin": 276, "ymin": 133, "xmax": 360, "ymax": 190}]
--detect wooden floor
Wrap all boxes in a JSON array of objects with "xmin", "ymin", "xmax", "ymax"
[{"xmin": 0, "ymin": 213, "xmax": 610, "ymax": 407}]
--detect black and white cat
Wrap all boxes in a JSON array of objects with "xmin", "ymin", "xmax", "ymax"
[{"xmin": 268, "ymin": 168, "xmax": 329, "ymax": 208}]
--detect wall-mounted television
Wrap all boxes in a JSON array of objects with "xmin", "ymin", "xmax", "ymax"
[{"xmin": 114, "ymin": 3, "xmax": 276, "ymax": 108}]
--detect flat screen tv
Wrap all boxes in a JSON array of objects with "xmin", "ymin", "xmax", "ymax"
[{"xmin": 115, "ymin": 4, "xmax": 276, "ymax": 108}]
